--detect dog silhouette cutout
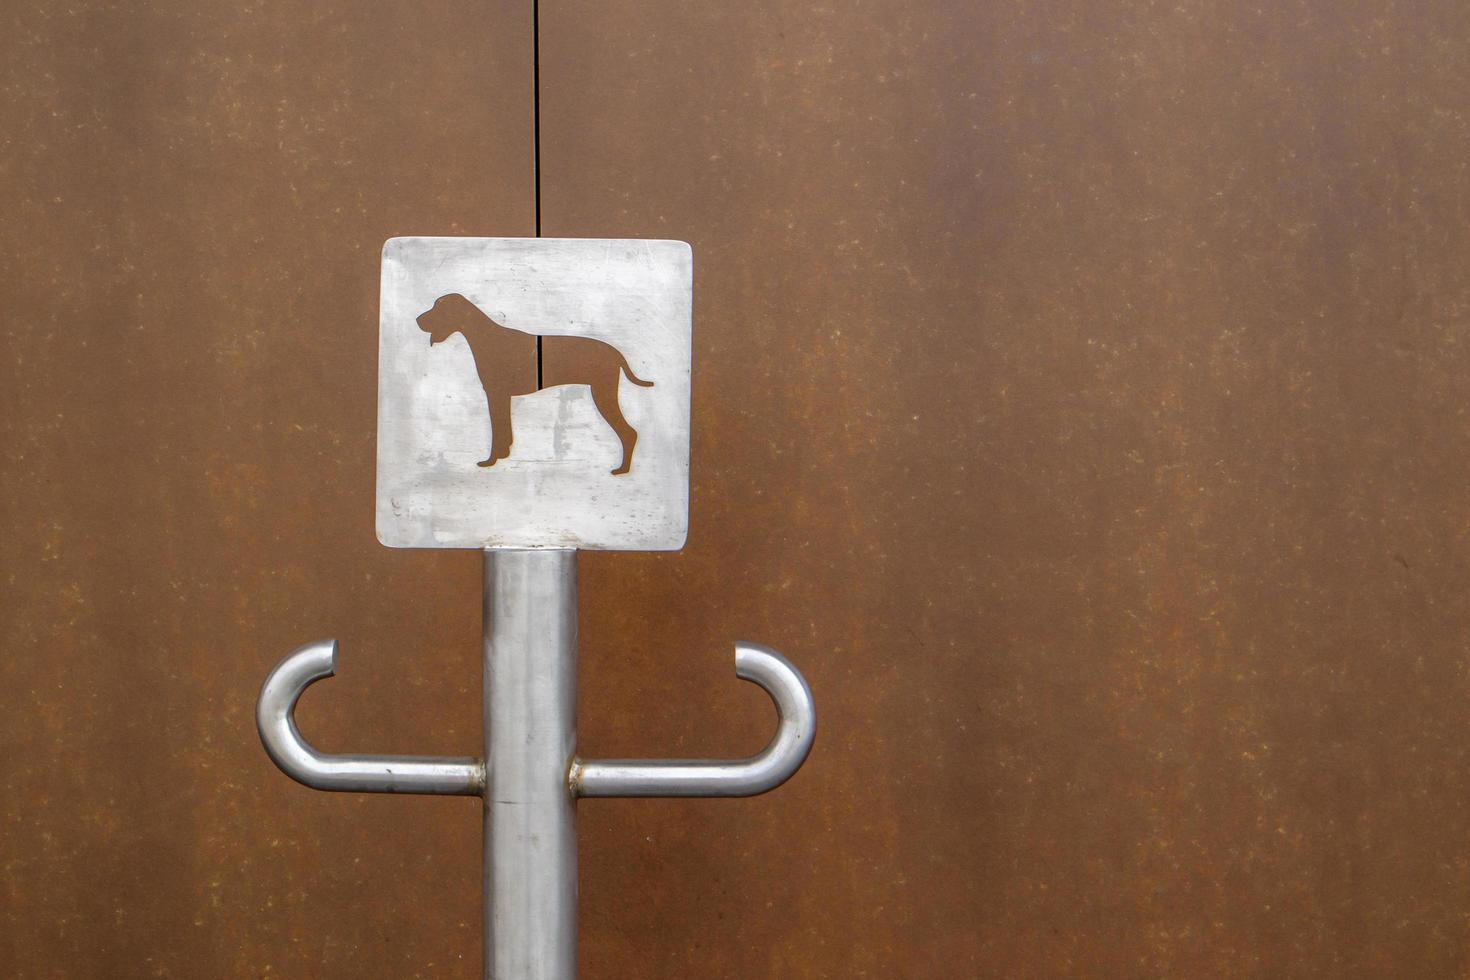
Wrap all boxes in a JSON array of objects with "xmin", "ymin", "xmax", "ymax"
[{"xmin": 416, "ymin": 293, "xmax": 654, "ymax": 475}]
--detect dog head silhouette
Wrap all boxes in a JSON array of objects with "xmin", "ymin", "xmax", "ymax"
[{"xmin": 416, "ymin": 293, "xmax": 489, "ymax": 345}]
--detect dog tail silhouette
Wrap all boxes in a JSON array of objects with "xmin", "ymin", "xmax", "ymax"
[{"xmin": 619, "ymin": 355, "xmax": 655, "ymax": 388}]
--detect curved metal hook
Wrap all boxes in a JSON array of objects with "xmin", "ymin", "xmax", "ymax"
[
  {"xmin": 257, "ymin": 639, "xmax": 484, "ymax": 796},
  {"xmin": 571, "ymin": 642, "xmax": 816, "ymax": 798}
]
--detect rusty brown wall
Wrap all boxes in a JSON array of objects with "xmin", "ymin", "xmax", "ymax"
[
  {"xmin": 6, "ymin": 0, "xmax": 1470, "ymax": 977},
  {"xmin": 0, "ymin": 1, "xmax": 533, "ymax": 976}
]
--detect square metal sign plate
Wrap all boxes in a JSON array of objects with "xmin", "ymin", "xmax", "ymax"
[{"xmin": 376, "ymin": 237, "xmax": 692, "ymax": 550}]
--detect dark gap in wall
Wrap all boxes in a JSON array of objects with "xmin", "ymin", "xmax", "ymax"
[{"xmin": 533, "ymin": 0, "xmax": 544, "ymax": 389}]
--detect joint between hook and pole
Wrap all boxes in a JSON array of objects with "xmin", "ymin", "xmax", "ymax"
[
  {"xmin": 570, "ymin": 642, "xmax": 816, "ymax": 799},
  {"xmin": 256, "ymin": 638, "xmax": 485, "ymax": 797}
]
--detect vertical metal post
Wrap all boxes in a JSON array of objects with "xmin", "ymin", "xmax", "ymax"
[
  {"xmin": 260, "ymin": 548, "xmax": 812, "ymax": 979},
  {"xmin": 483, "ymin": 548, "xmax": 578, "ymax": 980}
]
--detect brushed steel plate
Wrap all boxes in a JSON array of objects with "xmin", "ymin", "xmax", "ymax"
[{"xmin": 376, "ymin": 237, "xmax": 692, "ymax": 550}]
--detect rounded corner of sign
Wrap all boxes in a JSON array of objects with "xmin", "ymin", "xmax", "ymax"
[
  {"xmin": 667, "ymin": 239, "xmax": 694, "ymax": 270},
  {"xmin": 659, "ymin": 523, "xmax": 690, "ymax": 552},
  {"xmin": 374, "ymin": 518, "xmax": 411, "ymax": 550}
]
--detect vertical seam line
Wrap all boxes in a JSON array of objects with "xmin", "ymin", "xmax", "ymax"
[{"xmin": 533, "ymin": 0, "xmax": 544, "ymax": 389}]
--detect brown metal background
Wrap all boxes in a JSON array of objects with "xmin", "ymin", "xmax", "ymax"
[
  {"xmin": 6, "ymin": 0, "xmax": 1470, "ymax": 977},
  {"xmin": 0, "ymin": 1, "xmax": 532, "ymax": 976}
]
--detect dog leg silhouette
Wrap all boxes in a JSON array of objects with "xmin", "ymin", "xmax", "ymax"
[
  {"xmin": 544, "ymin": 334, "xmax": 654, "ymax": 475},
  {"xmin": 482, "ymin": 390, "xmax": 515, "ymax": 467},
  {"xmin": 590, "ymin": 375, "xmax": 638, "ymax": 475}
]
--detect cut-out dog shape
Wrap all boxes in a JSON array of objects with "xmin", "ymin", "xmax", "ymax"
[{"xmin": 416, "ymin": 293, "xmax": 654, "ymax": 475}]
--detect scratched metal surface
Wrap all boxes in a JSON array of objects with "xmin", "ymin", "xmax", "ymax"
[{"xmin": 377, "ymin": 236, "xmax": 692, "ymax": 551}]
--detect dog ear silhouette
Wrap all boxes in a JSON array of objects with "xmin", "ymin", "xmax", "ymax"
[{"xmin": 417, "ymin": 293, "xmax": 653, "ymax": 474}]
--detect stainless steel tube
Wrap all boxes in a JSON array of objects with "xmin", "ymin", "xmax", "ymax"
[
  {"xmin": 483, "ymin": 549, "xmax": 578, "ymax": 980},
  {"xmin": 571, "ymin": 642, "xmax": 816, "ymax": 798},
  {"xmin": 257, "ymin": 639, "xmax": 483, "ymax": 796}
]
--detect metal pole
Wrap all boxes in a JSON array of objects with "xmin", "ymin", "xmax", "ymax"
[
  {"xmin": 483, "ymin": 548, "xmax": 578, "ymax": 980},
  {"xmin": 258, "ymin": 551, "xmax": 813, "ymax": 980}
]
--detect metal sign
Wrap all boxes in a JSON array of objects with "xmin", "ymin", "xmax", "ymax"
[
  {"xmin": 261, "ymin": 236, "xmax": 814, "ymax": 980},
  {"xmin": 376, "ymin": 236, "xmax": 692, "ymax": 550}
]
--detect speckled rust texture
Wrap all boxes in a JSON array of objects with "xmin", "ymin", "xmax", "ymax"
[
  {"xmin": 0, "ymin": 1, "xmax": 532, "ymax": 976},
  {"xmin": 543, "ymin": 1, "xmax": 1470, "ymax": 978},
  {"xmin": 7, "ymin": 1, "xmax": 1470, "ymax": 978}
]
